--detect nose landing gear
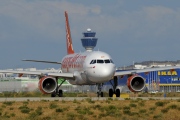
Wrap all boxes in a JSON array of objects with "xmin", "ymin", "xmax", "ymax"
[{"xmin": 97, "ymin": 83, "xmax": 104, "ymax": 97}]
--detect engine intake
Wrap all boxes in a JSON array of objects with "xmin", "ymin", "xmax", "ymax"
[
  {"xmin": 127, "ymin": 75, "xmax": 145, "ymax": 92},
  {"xmin": 38, "ymin": 76, "xmax": 57, "ymax": 94}
]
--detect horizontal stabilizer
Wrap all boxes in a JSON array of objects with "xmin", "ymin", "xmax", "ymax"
[{"xmin": 22, "ymin": 59, "xmax": 61, "ymax": 64}]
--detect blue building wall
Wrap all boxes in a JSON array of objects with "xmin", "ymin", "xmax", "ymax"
[{"xmin": 105, "ymin": 69, "xmax": 180, "ymax": 85}]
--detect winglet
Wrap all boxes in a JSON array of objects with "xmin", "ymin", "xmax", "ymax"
[{"xmin": 65, "ymin": 11, "xmax": 74, "ymax": 54}]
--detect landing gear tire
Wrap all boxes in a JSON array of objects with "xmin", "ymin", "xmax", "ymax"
[
  {"xmin": 97, "ymin": 92, "xmax": 104, "ymax": 97},
  {"xmin": 58, "ymin": 90, "xmax": 63, "ymax": 97},
  {"xmin": 109, "ymin": 76, "xmax": 121, "ymax": 97},
  {"xmin": 51, "ymin": 92, "xmax": 56, "ymax": 97},
  {"xmin": 115, "ymin": 89, "xmax": 120, "ymax": 97},
  {"xmin": 109, "ymin": 88, "xmax": 113, "ymax": 97},
  {"xmin": 50, "ymin": 78, "xmax": 66, "ymax": 97},
  {"xmin": 101, "ymin": 92, "xmax": 103, "ymax": 97}
]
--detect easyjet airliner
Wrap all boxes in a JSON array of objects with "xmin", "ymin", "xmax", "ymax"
[{"xmin": 1, "ymin": 11, "xmax": 180, "ymax": 97}]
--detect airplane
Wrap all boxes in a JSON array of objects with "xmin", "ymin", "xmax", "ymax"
[{"xmin": 1, "ymin": 11, "xmax": 180, "ymax": 97}]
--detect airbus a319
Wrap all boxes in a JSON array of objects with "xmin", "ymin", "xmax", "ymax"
[{"xmin": 1, "ymin": 11, "xmax": 180, "ymax": 97}]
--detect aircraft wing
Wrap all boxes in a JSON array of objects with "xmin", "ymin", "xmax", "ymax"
[
  {"xmin": 0, "ymin": 70, "xmax": 74, "ymax": 79},
  {"xmin": 22, "ymin": 59, "xmax": 61, "ymax": 64},
  {"xmin": 114, "ymin": 66, "xmax": 180, "ymax": 76}
]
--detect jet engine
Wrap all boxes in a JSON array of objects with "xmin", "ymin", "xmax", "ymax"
[
  {"xmin": 127, "ymin": 75, "xmax": 145, "ymax": 92},
  {"xmin": 38, "ymin": 76, "xmax": 57, "ymax": 94}
]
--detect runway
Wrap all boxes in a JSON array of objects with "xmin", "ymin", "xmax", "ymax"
[{"xmin": 0, "ymin": 97, "xmax": 179, "ymax": 102}]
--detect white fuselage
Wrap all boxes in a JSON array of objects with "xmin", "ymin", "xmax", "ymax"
[{"xmin": 61, "ymin": 51, "xmax": 116, "ymax": 85}]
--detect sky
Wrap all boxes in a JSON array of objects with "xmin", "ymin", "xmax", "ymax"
[{"xmin": 1, "ymin": 0, "xmax": 180, "ymax": 69}]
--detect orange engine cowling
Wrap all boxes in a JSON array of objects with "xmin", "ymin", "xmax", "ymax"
[
  {"xmin": 127, "ymin": 75, "xmax": 145, "ymax": 92},
  {"xmin": 38, "ymin": 76, "xmax": 57, "ymax": 94}
]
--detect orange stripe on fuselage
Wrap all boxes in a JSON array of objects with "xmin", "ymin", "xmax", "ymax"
[{"xmin": 61, "ymin": 54, "xmax": 87, "ymax": 72}]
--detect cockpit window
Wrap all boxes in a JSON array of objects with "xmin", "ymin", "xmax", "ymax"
[
  {"xmin": 90, "ymin": 60, "xmax": 94, "ymax": 64},
  {"xmin": 110, "ymin": 59, "xmax": 114, "ymax": 63},
  {"xmin": 90, "ymin": 59, "xmax": 114, "ymax": 64},
  {"xmin": 90, "ymin": 60, "xmax": 96, "ymax": 64},
  {"xmin": 97, "ymin": 59, "xmax": 104, "ymax": 63},
  {"xmin": 104, "ymin": 59, "xmax": 111, "ymax": 63}
]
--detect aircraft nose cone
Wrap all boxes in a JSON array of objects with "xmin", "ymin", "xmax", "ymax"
[
  {"xmin": 87, "ymin": 64, "xmax": 116, "ymax": 83},
  {"xmin": 101, "ymin": 66, "xmax": 115, "ymax": 78}
]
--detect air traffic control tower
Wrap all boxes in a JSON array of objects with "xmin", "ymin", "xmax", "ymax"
[{"xmin": 81, "ymin": 28, "xmax": 98, "ymax": 51}]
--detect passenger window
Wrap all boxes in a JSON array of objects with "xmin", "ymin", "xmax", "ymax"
[
  {"xmin": 104, "ymin": 59, "xmax": 110, "ymax": 63},
  {"xmin": 97, "ymin": 59, "xmax": 104, "ymax": 63}
]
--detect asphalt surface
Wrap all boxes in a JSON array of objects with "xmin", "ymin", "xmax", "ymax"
[{"xmin": 0, "ymin": 97, "xmax": 179, "ymax": 102}]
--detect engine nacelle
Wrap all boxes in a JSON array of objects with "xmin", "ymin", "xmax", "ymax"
[
  {"xmin": 127, "ymin": 75, "xmax": 145, "ymax": 92},
  {"xmin": 38, "ymin": 76, "xmax": 57, "ymax": 94}
]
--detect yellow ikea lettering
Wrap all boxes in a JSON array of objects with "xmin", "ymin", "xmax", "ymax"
[{"xmin": 158, "ymin": 71, "xmax": 177, "ymax": 76}]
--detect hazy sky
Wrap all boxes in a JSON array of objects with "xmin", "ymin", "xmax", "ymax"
[{"xmin": 1, "ymin": 0, "xmax": 180, "ymax": 69}]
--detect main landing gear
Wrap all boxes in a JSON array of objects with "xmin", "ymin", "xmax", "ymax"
[
  {"xmin": 51, "ymin": 78, "xmax": 65, "ymax": 97},
  {"xmin": 96, "ymin": 76, "xmax": 120, "ymax": 97},
  {"xmin": 109, "ymin": 76, "xmax": 121, "ymax": 97}
]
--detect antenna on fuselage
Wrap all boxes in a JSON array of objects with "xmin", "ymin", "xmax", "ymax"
[{"xmin": 81, "ymin": 28, "xmax": 98, "ymax": 52}]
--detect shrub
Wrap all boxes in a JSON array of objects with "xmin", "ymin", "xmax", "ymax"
[
  {"xmin": 149, "ymin": 98, "xmax": 155, "ymax": 100},
  {"xmin": 10, "ymin": 113, "xmax": 15, "ymax": 117},
  {"xmin": 138, "ymin": 101, "xmax": 145, "ymax": 107},
  {"xmin": 77, "ymin": 107, "xmax": 93, "ymax": 115},
  {"xmin": 168, "ymin": 104, "xmax": 177, "ymax": 109},
  {"xmin": 153, "ymin": 114, "xmax": 162, "ymax": 119},
  {"xmin": 130, "ymin": 112, "xmax": 139, "ymax": 116},
  {"xmin": 123, "ymin": 109, "xmax": 131, "ymax": 115},
  {"xmin": 19, "ymin": 105, "xmax": 29, "ymax": 110},
  {"xmin": 42, "ymin": 116, "xmax": 52, "ymax": 120},
  {"xmin": 161, "ymin": 108, "xmax": 169, "ymax": 113},
  {"xmin": 73, "ymin": 99, "xmax": 77, "ymax": 103},
  {"xmin": 149, "ymin": 107, "xmax": 156, "ymax": 111},
  {"xmin": 155, "ymin": 101, "xmax": 165, "ymax": 107},
  {"xmin": 9, "ymin": 107, "xmax": 14, "ymax": 110},
  {"xmin": 21, "ymin": 108, "xmax": 30, "ymax": 114},
  {"xmin": 56, "ymin": 108, "xmax": 63, "ymax": 113},
  {"xmin": 129, "ymin": 103, "xmax": 137, "ymax": 108},
  {"xmin": 3, "ymin": 101, "xmax": 14, "ymax": 106},
  {"xmin": 123, "ymin": 106, "xmax": 130, "ymax": 110},
  {"xmin": 125, "ymin": 98, "xmax": 131, "ymax": 100},
  {"xmin": 19, "ymin": 105, "xmax": 31, "ymax": 114},
  {"xmin": 35, "ymin": 107, "xmax": 43, "ymax": 115},
  {"xmin": 41, "ymin": 99, "xmax": 49, "ymax": 102},
  {"xmin": 49, "ymin": 103, "xmax": 58, "ymax": 109},
  {"xmin": 104, "ymin": 105, "xmax": 120, "ymax": 117},
  {"xmin": 66, "ymin": 112, "xmax": 76, "ymax": 120},
  {"xmin": 139, "ymin": 109, "xmax": 147, "ymax": 113},
  {"xmin": 137, "ymin": 98, "xmax": 143, "ymax": 101},
  {"xmin": 23, "ymin": 101, "xmax": 29, "ymax": 105},
  {"xmin": 28, "ymin": 107, "xmax": 43, "ymax": 119},
  {"xmin": 123, "ymin": 106, "xmax": 131, "ymax": 115},
  {"xmin": 85, "ymin": 98, "xmax": 95, "ymax": 104}
]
